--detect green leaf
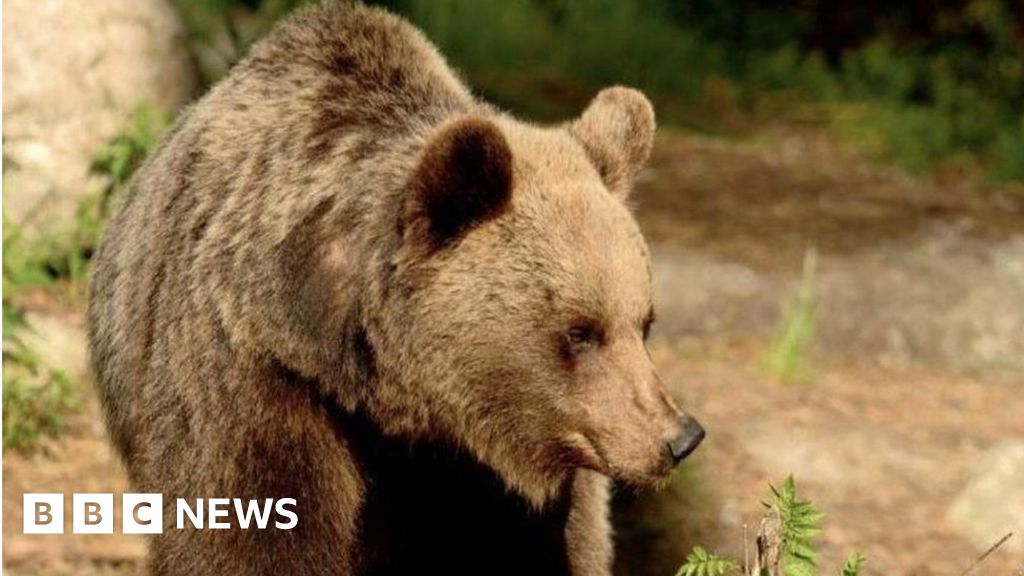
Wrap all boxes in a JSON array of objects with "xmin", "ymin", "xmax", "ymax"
[
  {"xmin": 768, "ymin": 475, "xmax": 825, "ymax": 576},
  {"xmin": 676, "ymin": 546, "xmax": 740, "ymax": 576},
  {"xmin": 840, "ymin": 552, "xmax": 866, "ymax": 576}
]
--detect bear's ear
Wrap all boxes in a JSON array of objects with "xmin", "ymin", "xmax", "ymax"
[
  {"xmin": 403, "ymin": 116, "xmax": 514, "ymax": 249},
  {"xmin": 569, "ymin": 87, "xmax": 655, "ymax": 200}
]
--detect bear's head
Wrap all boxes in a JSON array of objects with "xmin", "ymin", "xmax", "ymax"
[{"xmin": 370, "ymin": 87, "xmax": 703, "ymax": 505}]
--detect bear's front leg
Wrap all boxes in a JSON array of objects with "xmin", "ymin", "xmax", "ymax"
[
  {"xmin": 146, "ymin": 361, "xmax": 366, "ymax": 576},
  {"xmin": 565, "ymin": 470, "xmax": 614, "ymax": 576}
]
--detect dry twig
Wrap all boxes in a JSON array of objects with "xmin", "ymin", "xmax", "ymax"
[{"xmin": 957, "ymin": 532, "xmax": 1013, "ymax": 576}]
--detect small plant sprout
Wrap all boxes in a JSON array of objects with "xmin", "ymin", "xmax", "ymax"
[
  {"xmin": 764, "ymin": 248, "xmax": 818, "ymax": 383},
  {"xmin": 840, "ymin": 552, "xmax": 866, "ymax": 576}
]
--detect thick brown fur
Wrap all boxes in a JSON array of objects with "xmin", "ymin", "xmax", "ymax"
[{"xmin": 88, "ymin": 2, "xmax": 694, "ymax": 575}]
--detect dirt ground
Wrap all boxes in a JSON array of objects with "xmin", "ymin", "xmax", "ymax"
[{"xmin": 4, "ymin": 128, "xmax": 1024, "ymax": 575}]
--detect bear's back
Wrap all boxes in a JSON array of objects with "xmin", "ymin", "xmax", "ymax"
[{"xmin": 87, "ymin": 0, "xmax": 474, "ymax": 466}]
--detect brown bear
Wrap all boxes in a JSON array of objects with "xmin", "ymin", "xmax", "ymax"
[{"xmin": 87, "ymin": 2, "xmax": 704, "ymax": 575}]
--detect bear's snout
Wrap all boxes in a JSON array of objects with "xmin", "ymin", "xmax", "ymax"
[{"xmin": 666, "ymin": 415, "xmax": 705, "ymax": 466}]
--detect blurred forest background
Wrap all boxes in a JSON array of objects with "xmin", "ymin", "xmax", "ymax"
[
  {"xmin": 176, "ymin": 0, "xmax": 1024, "ymax": 181},
  {"xmin": 3, "ymin": 1, "xmax": 1023, "ymax": 575}
]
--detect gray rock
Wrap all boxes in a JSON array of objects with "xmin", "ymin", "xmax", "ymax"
[
  {"xmin": 652, "ymin": 247, "xmax": 771, "ymax": 338},
  {"xmin": 3, "ymin": 0, "xmax": 196, "ymax": 239},
  {"xmin": 650, "ymin": 228, "xmax": 1024, "ymax": 375}
]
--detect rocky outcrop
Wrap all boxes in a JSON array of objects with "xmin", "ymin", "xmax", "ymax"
[{"xmin": 3, "ymin": 0, "xmax": 197, "ymax": 239}]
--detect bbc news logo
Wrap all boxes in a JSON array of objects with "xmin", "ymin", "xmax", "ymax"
[{"xmin": 23, "ymin": 494, "xmax": 298, "ymax": 534}]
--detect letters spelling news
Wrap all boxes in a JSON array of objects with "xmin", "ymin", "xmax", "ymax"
[{"xmin": 22, "ymin": 494, "xmax": 298, "ymax": 534}]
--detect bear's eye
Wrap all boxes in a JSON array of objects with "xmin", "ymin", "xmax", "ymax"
[{"xmin": 565, "ymin": 323, "xmax": 603, "ymax": 353}]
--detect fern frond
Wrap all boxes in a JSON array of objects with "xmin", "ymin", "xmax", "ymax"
[
  {"xmin": 769, "ymin": 475, "xmax": 825, "ymax": 576},
  {"xmin": 676, "ymin": 546, "xmax": 740, "ymax": 576}
]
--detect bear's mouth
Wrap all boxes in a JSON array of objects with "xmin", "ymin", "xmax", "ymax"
[
  {"xmin": 563, "ymin": 432, "xmax": 613, "ymax": 477},
  {"xmin": 566, "ymin": 432, "xmax": 676, "ymax": 488}
]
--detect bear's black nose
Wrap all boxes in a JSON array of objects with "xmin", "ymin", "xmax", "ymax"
[{"xmin": 667, "ymin": 416, "xmax": 705, "ymax": 465}]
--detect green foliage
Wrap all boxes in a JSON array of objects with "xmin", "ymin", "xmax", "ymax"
[
  {"xmin": 673, "ymin": 476, "xmax": 862, "ymax": 576},
  {"xmin": 87, "ymin": 103, "xmax": 170, "ymax": 253},
  {"xmin": 2, "ymin": 211, "xmax": 84, "ymax": 452},
  {"xmin": 1, "ymin": 103, "xmax": 165, "ymax": 296},
  {"xmin": 676, "ymin": 546, "xmax": 740, "ymax": 576},
  {"xmin": 746, "ymin": 47, "xmax": 839, "ymax": 102},
  {"xmin": 403, "ymin": 0, "xmax": 1024, "ymax": 181},
  {"xmin": 3, "ymin": 104, "xmax": 166, "ymax": 296},
  {"xmin": 833, "ymin": 102, "xmax": 954, "ymax": 174},
  {"xmin": 994, "ymin": 119, "xmax": 1024, "ymax": 185},
  {"xmin": 769, "ymin": 476, "xmax": 825, "ymax": 576},
  {"xmin": 2, "ymin": 200, "xmax": 99, "ymax": 292},
  {"xmin": 3, "ymin": 214, "xmax": 56, "ymax": 293},
  {"xmin": 92, "ymin": 104, "xmax": 169, "ymax": 194},
  {"xmin": 840, "ymin": 552, "xmax": 866, "ymax": 576},
  {"xmin": 830, "ymin": 28, "xmax": 1022, "ymax": 177},
  {"xmin": 763, "ymin": 250, "xmax": 818, "ymax": 383},
  {"xmin": 2, "ymin": 103, "xmax": 165, "ymax": 452},
  {"xmin": 401, "ymin": 0, "xmax": 725, "ymax": 127},
  {"xmin": 2, "ymin": 338, "xmax": 78, "ymax": 452},
  {"xmin": 171, "ymin": 0, "xmax": 1024, "ymax": 182}
]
